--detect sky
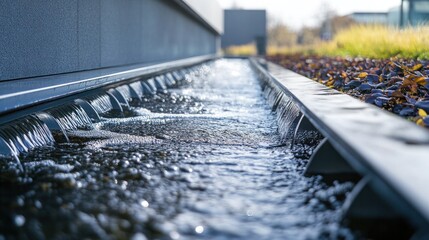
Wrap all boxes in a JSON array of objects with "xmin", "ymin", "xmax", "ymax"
[{"xmin": 217, "ymin": 0, "xmax": 400, "ymax": 29}]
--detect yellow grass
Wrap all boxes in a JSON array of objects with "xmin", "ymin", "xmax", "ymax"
[
  {"xmin": 223, "ymin": 43, "xmax": 313, "ymax": 56},
  {"xmin": 267, "ymin": 45, "xmax": 318, "ymax": 56},
  {"xmin": 223, "ymin": 43, "xmax": 257, "ymax": 56},
  {"xmin": 268, "ymin": 25, "xmax": 429, "ymax": 59}
]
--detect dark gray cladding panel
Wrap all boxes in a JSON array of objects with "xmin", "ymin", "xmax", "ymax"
[
  {"xmin": 141, "ymin": 0, "xmax": 216, "ymax": 63},
  {"xmin": 0, "ymin": 0, "xmax": 79, "ymax": 80},
  {"xmin": 100, "ymin": 0, "xmax": 144, "ymax": 67},
  {"xmin": 78, "ymin": 0, "xmax": 101, "ymax": 70},
  {"xmin": 221, "ymin": 9, "xmax": 267, "ymax": 48},
  {"xmin": 141, "ymin": 0, "xmax": 173, "ymax": 62},
  {"xmin": 0, "ymin": 0, "xmax": 219, "ymax": 81}
]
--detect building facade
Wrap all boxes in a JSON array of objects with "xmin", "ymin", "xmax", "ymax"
[
  {"xmin": 346, "ymin": 12, "xmax": 388, "ymax": 25},
  {"xmin": 0, "ymin": 0, "xmax": 223, "ymax": 81},
  {"xmin": 398, "ymin": 0, "xmax": 429, "ymax": 26},
  {"xmin": 221, "ymin": 9, "xmax": 267, "ymax": 55}
]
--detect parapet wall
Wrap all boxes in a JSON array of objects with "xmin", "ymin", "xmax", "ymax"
[{"xmin": 0, "ymin": 0, "xmax": 222, "ymax": 81}]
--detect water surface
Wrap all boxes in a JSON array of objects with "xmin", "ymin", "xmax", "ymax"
[{"xmin": 0, "ymin": 59, "xmax": 354, "ymax": 239}]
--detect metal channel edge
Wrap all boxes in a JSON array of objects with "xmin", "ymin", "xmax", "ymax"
[
  {"xmin": 0, "ymin": 54, "xmax": 218, "ymax": 125},
  {"xmin": 249, "ymin": 57, "xmax": 429, "ymax": 231}
]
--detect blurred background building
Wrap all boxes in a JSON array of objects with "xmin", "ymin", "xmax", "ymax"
[
  {"xmin": 398, "ymin": 0, "xmax": 429, "ymax": 26},
  {"xmin": 221, "ymin": 9, "xmax": 267, "ymax": 55},
  {"xmin": 346, "ymin": 12, "xmax": 389, "ymax": 25},
  {"xmin": 350, "ymin": 0, "xmax": 429, "ymax": 26}
]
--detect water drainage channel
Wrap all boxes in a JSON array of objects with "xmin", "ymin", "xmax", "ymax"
[{"xmin": 0, "ymin": 58, "xmax": 418, "ymax": 239}]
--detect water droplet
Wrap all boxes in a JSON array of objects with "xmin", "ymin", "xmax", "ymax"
[
  {"xmin": 131, "ymin": 233, "xmax": 147, "ymax": 240},
  {"xmin": 34, "ymin": 200, "xmax": 42, "ymax": 209},
  {"xmin": 195, "ymin": 225, "xmax": 204, "ymax": 234},
  {"xmin": 140, "ymin": 200, "xmax": 149, "ymax": 208},
  {"xmin": 169, "ymin": 231, "xmax": 180, "ymax": 239},
  {"xmin": 14, "ymin": 215, "xmax": 25, "ymax": 227},
  {"xmin": 16, "ymin": 197, "xmax": 24, "ymax": 206}
]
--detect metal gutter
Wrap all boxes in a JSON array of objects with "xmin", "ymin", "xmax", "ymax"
[
  {"xmin": 0, "ymin": 55, "xmax": 217, "ymax": 124},
  {"xmin": 250, "ymin": 58, "xmax": 429, "ymax": 234}
]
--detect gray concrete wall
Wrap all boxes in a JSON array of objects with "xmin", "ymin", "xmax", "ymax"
[{"xmin": 0, "ymin": 0, "xmax": 220, "ymax": 81}]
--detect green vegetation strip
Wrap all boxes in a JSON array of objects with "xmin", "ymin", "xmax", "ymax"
[{"xmin": 263, "ymin": 25, "xmax": 429, "ymax": 60}]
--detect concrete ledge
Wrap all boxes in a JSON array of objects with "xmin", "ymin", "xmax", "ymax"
[
  {"xmin": 0, "ymin": 55, "xmax": 215, "ymax": 121},
  {"xmin": 251, "ymin": 58, "xmax": 429, "ymax": 232}
]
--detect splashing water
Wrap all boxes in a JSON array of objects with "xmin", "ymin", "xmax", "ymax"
[
  {"xmin": 0, "ymin": 116, "xmax": 54, "ymax": 156},
  {"xmin": 0, "ymin": 59, "xmax": 356, "ymax": 239},
  {"xmin": 46, "ymin": 104, "xmax": 92, "ymax": 131},
  {"xmin": 263, "ymin": 84, "xmax": 301, "ymax": 144},
  {"xmin": 115, "ymin": 85, "xmax": 134, "ymax": 102},
  {"xmin": 86, "ymin": 94, "xmax": 115, "ymax": 115}
]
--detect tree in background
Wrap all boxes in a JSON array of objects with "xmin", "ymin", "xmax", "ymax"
[
  {"xmin": 296, "ymin": 2, "xmax": 356, "ymax": 45},
  {"xmin": 320, "ymin": 15, "xmax": 357, "ymax": 40},
  {"xmin": 297, "ymin": 27, "xmax": 320, "ymax": 45},
  {"xmin": 316, "ymin": 2, "xmax": 336, "ymax": 40},
  {"xmin": 331, "ymin": 16, "xmax": 356, "ymax": 34},
  {"xmin": 250, "ymin": 4, "xmax": 358, "ymax": 55},
  {"xmin": 267, "ymin": 15, "xmax": 298, "ymax": 48}
]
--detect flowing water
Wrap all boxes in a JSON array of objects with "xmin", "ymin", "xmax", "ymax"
[{"xmin": 0, "ymin": 59, "xmax": 356, "ymax": 239}]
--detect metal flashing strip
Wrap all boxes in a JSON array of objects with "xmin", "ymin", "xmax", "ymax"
[
  {"xmin": 0, "ymin": 55, "xmax": 216, "ymax": 120},
  {"xmin": 250, "ymin": 58, "xmax": 429, "ymax": 231}
]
